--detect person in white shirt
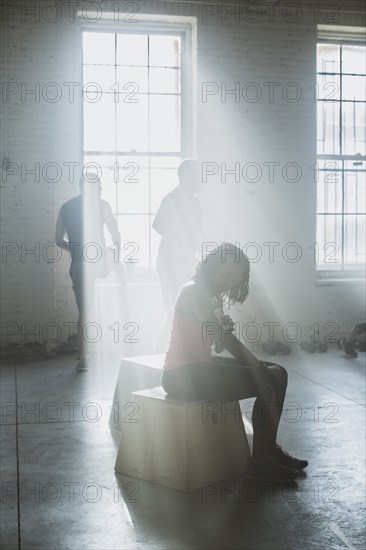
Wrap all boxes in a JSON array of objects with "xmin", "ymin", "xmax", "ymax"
[{"xmin": 153, "ymin": 159, "xmax": 202, "ymax": 350}]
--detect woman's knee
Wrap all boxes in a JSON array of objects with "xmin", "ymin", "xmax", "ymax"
[{"xmin": 267, "ymin": 364, "xmax": 288, "ymax": 386}]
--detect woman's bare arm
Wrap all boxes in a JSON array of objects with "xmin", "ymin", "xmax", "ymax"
[{"xmin": 223, "ymin": 332, "xmax": 262, "ymax": 367}]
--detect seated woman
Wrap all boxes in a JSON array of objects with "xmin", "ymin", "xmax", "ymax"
[{"xmin": 162, "ymin": 242, "xmax": 308, "ymax": 483}]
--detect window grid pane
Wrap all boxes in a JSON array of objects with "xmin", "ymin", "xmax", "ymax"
[
  {"xmin": 83, "ymin": 31, "xmax": 183, "ymax": 269},
  {"xmin": 316, "ymin": 42, "xmax": 366, "ymax": 274}
]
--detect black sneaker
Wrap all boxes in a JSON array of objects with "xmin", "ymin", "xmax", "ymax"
[
  {"xmin": 340, "ymin": 338, "xmax": 358, "ymax": 358},
  {"xmin": 245, "ymin": 456, "xmax": 299, "ymax": 483},
  {"xmin": 272, "ymin": 444, "xmax": 308, "ymax": 471}
]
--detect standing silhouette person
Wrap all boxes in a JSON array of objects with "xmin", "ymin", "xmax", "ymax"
[
  {"xmin": 153, "ymin": 159, "xmax": 202, "ymax": 351},
  {"xmin": 55, "ymin": 173, "xmax": 124, "ymax": 371}
]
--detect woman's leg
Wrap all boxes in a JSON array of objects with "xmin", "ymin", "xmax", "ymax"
[
  {"xmin": 162, "ymin": 360, "xmax": 287, "ymax": 461},
  {"xmin": 262, "ymin": 364, "xmax": 288, "ymax": 452}
]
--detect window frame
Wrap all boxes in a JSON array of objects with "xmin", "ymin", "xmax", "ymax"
[
  {"xmin": 316, "ymin": 25, "xmax": 366, "ymax": 283},
  {"xmin": 77, "ymin": 13, "xmax": 197, "ymax": 276}
]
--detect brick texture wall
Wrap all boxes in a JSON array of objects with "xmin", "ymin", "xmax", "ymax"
[{"xmin": 1, "ymin": 1, "xmax": 365, "ymax": 352}]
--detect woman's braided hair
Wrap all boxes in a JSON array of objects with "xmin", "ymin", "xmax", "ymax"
[{"xmin": 193, "ymin": 242, "xmax": 250, "ymax": 307}]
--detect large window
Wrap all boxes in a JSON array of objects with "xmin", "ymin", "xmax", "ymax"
[
  {"xmin": 82, "ymin": 25, "xmax": 193, "ymax": 270},
  {"xmin": 316, "ymin": 30, "xmax": 365, "ymax": 278}
]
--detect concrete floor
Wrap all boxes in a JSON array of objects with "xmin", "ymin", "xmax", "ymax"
[{"xmin": 1, "ymin": 347, "xmax": 365, "ymax": 550}]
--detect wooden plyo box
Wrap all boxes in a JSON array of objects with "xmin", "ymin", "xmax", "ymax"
[
  {"xmin": 109, "ymin": 354, "xmax": 165, "ymax": 431},
  {"xmin": 115, "ymin": 386, "xmax": 251, "ymax": 492}
]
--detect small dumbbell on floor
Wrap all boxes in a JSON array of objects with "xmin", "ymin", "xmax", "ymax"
[
  {"xmin": 261, "ymin": 342, "xmax": 292, "ymax": 355},
  {"xmin": 337, "ymin": 338, "xmax": 365, "ymax": 352},
  {"xmin": 300, "ymin": 341, "xmax": 328, "ymax": 353}
]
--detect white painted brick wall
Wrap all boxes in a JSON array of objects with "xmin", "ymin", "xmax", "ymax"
[{"xmin": 1, "ymin": 1, "xmax": 365, "ymax": 349}]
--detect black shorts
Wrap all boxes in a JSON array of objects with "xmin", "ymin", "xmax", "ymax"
[{"xmin": 161, "ymin": 358, "xmax": 285, "ymax": 403}]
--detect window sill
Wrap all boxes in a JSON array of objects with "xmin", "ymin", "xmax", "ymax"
[{"xmin": 316, "ymin": 275, "xmax": 365, "ymax": 286}]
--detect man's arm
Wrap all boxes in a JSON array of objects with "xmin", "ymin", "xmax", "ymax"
[
  {"xmin": 55, "ymin": 210, "xmax": 71, "ymax": 252},
  {"xmin": 103, "ymin": 202, "xmax": 121, "ymax": 249},
  {"xmin": 152, "ymin": 195, "xmax": 171, "ymax": 237}
]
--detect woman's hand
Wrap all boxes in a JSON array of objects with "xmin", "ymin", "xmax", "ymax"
[{"xmin": 221, "ymin": 315, "xmax": 236, "ymax": 333}]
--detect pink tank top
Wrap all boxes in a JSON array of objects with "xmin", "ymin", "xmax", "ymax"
[{"xmin": 164, "ymin": 311, "xmax": 216, "ymax": 370}]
